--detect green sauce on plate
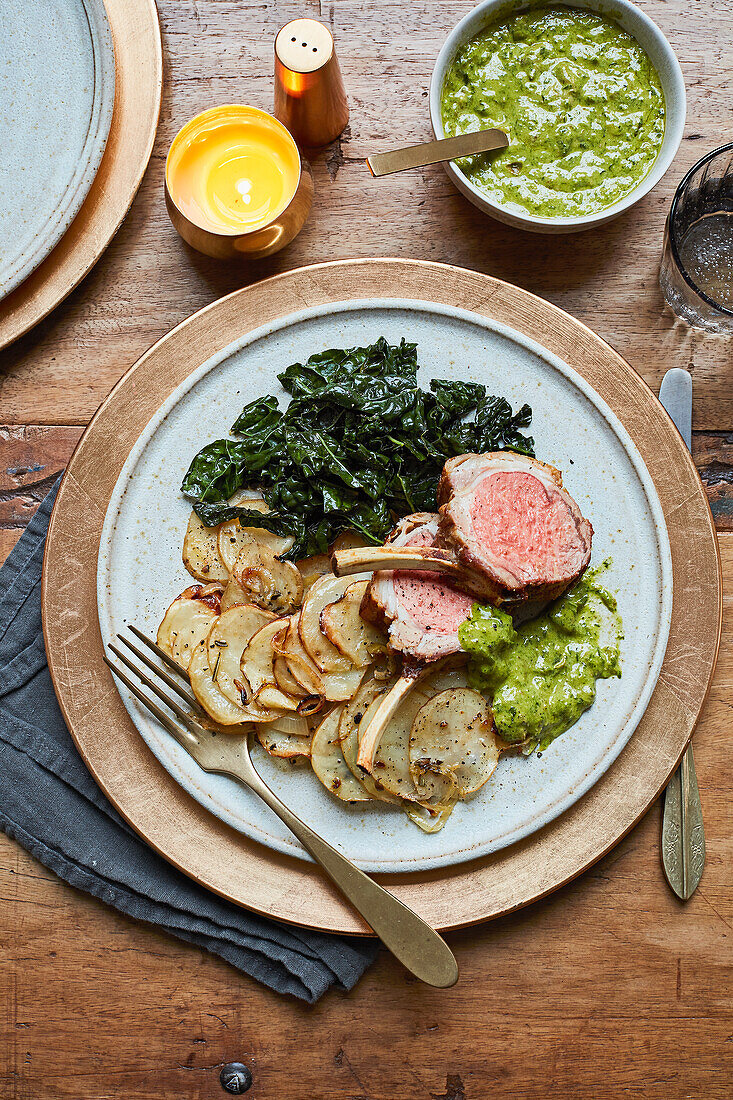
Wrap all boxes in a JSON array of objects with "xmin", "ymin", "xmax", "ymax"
[
  {"xmin": 441, "ymin": 5, "xmax": 665, "ymax": 218},
  {"xmin": 458, "ymin": 561, "xmax": 623, "ymax": 752}
]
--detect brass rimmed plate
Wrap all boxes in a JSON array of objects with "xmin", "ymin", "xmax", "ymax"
[
  {"xmin": 42, "ymin": 260, "xmax": 721, "ymax": 933},
  {"xmin": 0, "ymin": 0, "xmax": 162, "ymax": 349}
]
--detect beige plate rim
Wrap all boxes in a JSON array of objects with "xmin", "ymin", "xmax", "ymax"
[
  {"xmin": 0, "ymin": 0, "xmax": 162, "ymax": 351},
  {"xmin": 41, "ymin": 259, "xmax": 722, "ymax": 935}
]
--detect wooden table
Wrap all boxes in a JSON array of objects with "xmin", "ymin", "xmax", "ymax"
[{"xmin": 2, "ymin": 2, "xmax": 732, "ymax": 1097}]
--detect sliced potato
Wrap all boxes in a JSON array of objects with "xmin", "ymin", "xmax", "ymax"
[
  {"xmin": 338, "ymin": 680, "xmax": 399, "ymax": 804},
  {"xmin": 319, "ymin": 663, "xmax": 368, "ymax": 703},
  {"xmin": 256, "ymin": 723, "xmax": 311, "ymax": 759},
  {"xmin": 219, "ymin": 576, "xmax": 251, "ymax": 613},
  {"xmin": 320, "ymin": 579, "xmax": 387, "ymax": 667},
  {"xmin": 311, "ymin": 707, "xmax": 371, "ymax": 803},
  {"xmin": 276, "ymin": 616, "xmax": 325, "ymax": 696},
  {"xmin": 218, "ymin": 496, "xmax": 294, "ymax": 571},
  {"xmin": 358, "ymin": 689, "xmax": 431, "ymax": 801},
  {"xmin": 156, "ymin": 591, "xmax": 219, "ymax": 671},
  {"xmin": 207, "ymin": 604, "xmax": 275, "ymax": 706},
  {"xmin": 297, "ymin": 553, "xmax": 331, "ymax": 592},
  {"xmin": 232, "ymin": 533, "xmax": 303, "ymax": 614},
  {"xmin": 410, "ymin": 689, "xmax": 500, "ymax": 799},
  {"xmin": 299, "ymin": 574, "xmax": 366, "ymax": 673},
  {"xmin": 330, "ymin": 531, "xmax": 370, "ymax": 553},
  {"xmin": 182, "ymin": 511, "xmax": 229, "ymax": 582},
  {"xmin": 253, "ymin": 685, "xmax": 300, "ymax": 712},
  {"xmin": 419, "ymin": 660, "xmax": 471, "ymax": 695},
  {"xmin": 273, "ymin": 655, "xmax": 308, "ymax": 698},
  {"xmin": 189, "ymin": 640, "xmax": 249, "ymax": 726},
  {"xmin": 241, "ymin": 618, "xmax": 291, "ymax": 694}
]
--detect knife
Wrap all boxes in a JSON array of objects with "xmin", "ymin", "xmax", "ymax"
[{"xmin": 659, "ymin": 368, "xmax": 705, "ymax": 900}]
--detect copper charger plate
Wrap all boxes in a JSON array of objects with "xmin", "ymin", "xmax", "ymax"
[
  {"xmin": 0, "ymin": 0, "xmax": 162, "ymax": 351},
  {"xmin": 42, "ymin": 260, "xmax": 721, "ymax": 935}
]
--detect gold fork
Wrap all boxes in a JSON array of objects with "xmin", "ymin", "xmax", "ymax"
[{"xmin": 104, "ymin": 626, "xmax": 459, "ymax": 988}]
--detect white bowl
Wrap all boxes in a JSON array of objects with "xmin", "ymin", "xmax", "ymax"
[{"xmin": 429, "ymin": 0, "xmax": 686, "ymax": 234}]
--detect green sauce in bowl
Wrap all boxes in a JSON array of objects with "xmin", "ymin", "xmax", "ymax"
[{"xmin": 441, "ymin": 5, "xmax": 665, "ymax": 219}]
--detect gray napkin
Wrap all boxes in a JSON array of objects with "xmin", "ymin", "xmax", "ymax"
[{"xmin": 0, "ymin": 481, "xmax": 377, "ymax": 1001}]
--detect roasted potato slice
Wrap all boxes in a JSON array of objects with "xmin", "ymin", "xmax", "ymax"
[
  {"xmin": 357, "ymin": 689, "xmax": 431, "ymax": 801},
  {"xmin": 232, "ymin": 533, "xmax": 303, "ymax": 614},
  {"xmin": 273, "ymin": 655, "xmax": 308, "ymax": 698},
  {"xmin": 182, "ymin": 511, "xmax": 229, "ymax": 582},
  {"xmin": 156, "ymin": 589, "xmax": 220, "ymax": 671},
  {"xmin": 410, "ymin": 688, "xmax": 499, "ymax": 799},
  {"xmin": 338, "ymin": 680, "xmax": 399, "ymax": 804},
  {"xmin": 241, "ymin": 618, "xmax": 290, "ymax": 694},
  {"xmin": 218, "ymin": 495, "xmax": 294, "ymax": 571},
  {"xmin": 189, "ymin": 640, "xmax": 251, "ymax": 726},
  {"xmin": 320, "ymin": 579, "xmax": 387, "ymax": 667},
  {"xmin": 299, "ymin": 574, "xmax": 366, "ymax": 673},
  {"xmin": 256, "ymin": 721, "xmax": 311, "ymax": 759},
  {"xmin": 311, "ymin": 707, "xmax": 371, "ymax": 803},
  {"xmin": 275, "ymin": 615, "xmax": 325, "ymax": 696},
  {"xmin": 219, "ymin": 576, "xmax": 251, "ymax": 613},
  {"xmin": 207, "ymin": 604, "xmax": 275, "ymax": 707}
]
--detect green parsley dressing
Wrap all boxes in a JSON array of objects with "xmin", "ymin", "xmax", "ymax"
[
  {"xmin": 458, "ymin": 561, "xmax": 623, "ymax": 752},
  {"xmin": 441, "ymin": 5, "xmax": 665, "ymax": 218}
]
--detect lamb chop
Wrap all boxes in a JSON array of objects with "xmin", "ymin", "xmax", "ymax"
[
  {"xmin": 334, "ymin": 452, "xmax": 593, "ymax": 607},
  {"xmin": 333, "ymin": 454, "xmax": 593, "ymax": 769},
  {"xmin": 349, "ymin": 513, "xmax": 475, "ymax": 771},
  {"xmin": 437, "ymin": 452, "xmax": 593, "ymax": 602},
  {"xmin": 358, "ymin": 513, "xmax": 475, "ymax": 664}
]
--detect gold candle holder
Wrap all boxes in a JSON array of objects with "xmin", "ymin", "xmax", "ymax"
[
  {"xmin": 274, "ymin": 18, "xmax": 349, "ymax": 148},
  {"xmin": 164, "ymin": 105, "xmax": 313, "ymax": 261}
]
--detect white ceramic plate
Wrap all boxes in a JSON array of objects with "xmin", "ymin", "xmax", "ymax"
[
  {"xmin": 98, "ymin": 300, "xmax": 673, "ymax": 873},
  {"xmin": 0, "ymin": 0, "xmax": 115, "ymax": 301}
]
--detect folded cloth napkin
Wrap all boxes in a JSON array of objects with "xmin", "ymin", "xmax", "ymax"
[{"xmin": 0, "ymin": 481, "xmax": 377, "ymax": 1002}]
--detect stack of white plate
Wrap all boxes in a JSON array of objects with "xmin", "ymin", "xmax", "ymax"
[{"xmin": 0, "ymin": 0, "xmax": 115, "ymax": 302}]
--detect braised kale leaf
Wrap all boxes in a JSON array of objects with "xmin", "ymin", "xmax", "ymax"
[{"xmin": 181, "ymin": 337, "xmax": 533, "ymax": 560}]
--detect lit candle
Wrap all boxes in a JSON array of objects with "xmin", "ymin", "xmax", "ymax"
[{"xmin": 165, "ymin": 105, "xmax": 313, "ymax": 260}]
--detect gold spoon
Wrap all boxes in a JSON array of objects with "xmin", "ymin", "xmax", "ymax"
[{"xmin": 367, "ymin": 127, "xmax": 508, "ymax": 177}]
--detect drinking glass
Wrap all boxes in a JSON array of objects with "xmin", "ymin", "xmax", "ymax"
[{"xmin": 659, "ymin": 143, "xmax": 733, "ymax": 333}]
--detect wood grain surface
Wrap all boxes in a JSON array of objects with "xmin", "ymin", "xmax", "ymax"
[{"xmin": 1, "ymin": 1, "xmax": 732, "ymax": 1098}]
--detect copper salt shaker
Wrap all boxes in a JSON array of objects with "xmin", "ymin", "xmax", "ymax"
[{"xmin": 274, "ymin": 18, "xmax": 349, "ymax": 148}]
